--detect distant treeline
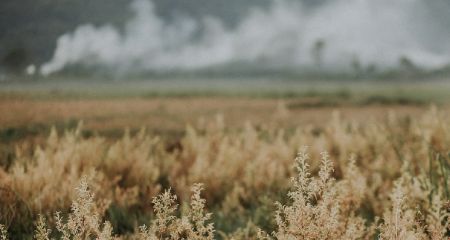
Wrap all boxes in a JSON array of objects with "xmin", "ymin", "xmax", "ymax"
[
  {"xmin": 0, "ymin": 0, "xmax": 269, "ymax": 74},
  {"xmin": 0, "ymin": 0, "xmax": 333, "ymax": 74}
]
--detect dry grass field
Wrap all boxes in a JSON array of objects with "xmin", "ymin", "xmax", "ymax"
[
  {"xmin": 0, "ymin": 97, "xmax": 431, "ymax": 130},
  {"xmin": 1, "ymin": 80, "xmax": 450, "ymax": 239}
]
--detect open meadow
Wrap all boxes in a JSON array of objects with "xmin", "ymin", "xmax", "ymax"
[
  {"xmin": 2, "ymin": 0, "xmax": 450, "ymax": 238},
  {"xmin": 0, "ymin": 79, "xmax": 450, "ymax": 239}
]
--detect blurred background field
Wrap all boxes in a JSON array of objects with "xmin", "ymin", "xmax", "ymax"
[
  {"xmin": 1, "ymin": 76, "xmax": 450, "ymax": 173},
  {"xmin": 2, "ymin": 77, "xmax": 450, "ymax": 143},
  {"xmin": 2, "ymin": 77, "xmax": 450, "ymax": 119}
]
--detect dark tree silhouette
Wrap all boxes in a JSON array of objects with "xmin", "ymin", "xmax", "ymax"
[{"xmin": 2, "ymin": 47, "xmax": 29, "ymax": 73}]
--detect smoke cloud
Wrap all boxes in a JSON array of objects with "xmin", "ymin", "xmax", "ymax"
[{"xmin": 41, "ymin": 0, "xmax": 450, "ymax": 75}]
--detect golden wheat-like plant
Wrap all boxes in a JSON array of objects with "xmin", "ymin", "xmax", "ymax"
[
  {"xmin": 1, "ymin": 108, "xmax": 450, "ymax": 239},
  {"xmin": 268, "ymin": 149, "xmax": 368, "ymax": 240}
]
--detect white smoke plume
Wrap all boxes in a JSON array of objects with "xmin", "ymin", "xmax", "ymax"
[{"xmin": 41, "ymin": 0, "xmax": 450, "ymax": 75}]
